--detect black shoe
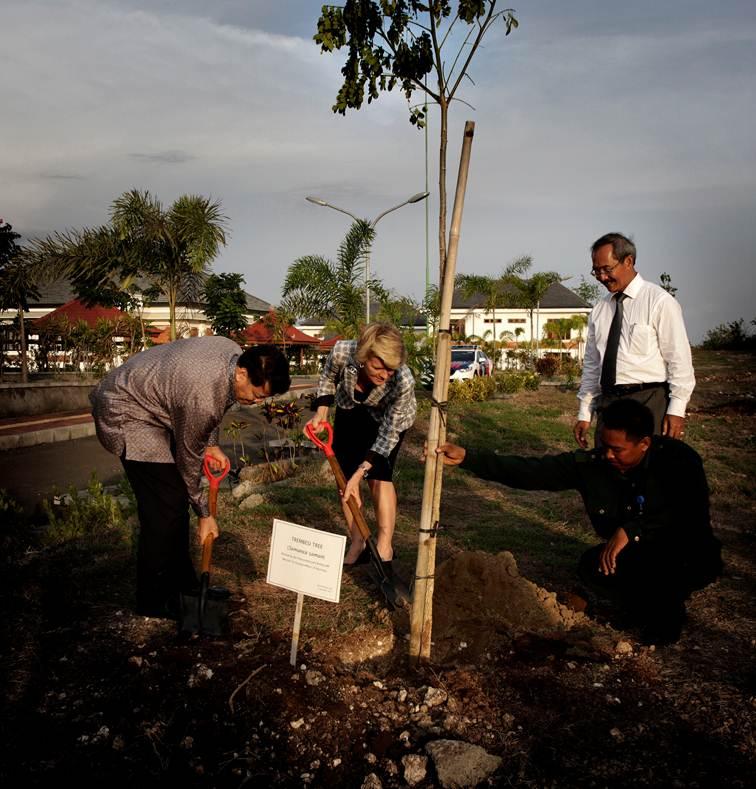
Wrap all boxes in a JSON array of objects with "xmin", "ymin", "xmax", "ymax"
[
  {"xmin": 136, "ymin": 596, "xmax": 181, "ymax": 621},
  {"xmin": 640, "ymin": 609, "xmax": 687, "ymax": 646}
]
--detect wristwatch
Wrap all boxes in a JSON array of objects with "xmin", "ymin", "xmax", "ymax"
[{"xmin": 359, "ymin": 462, "xmax": 371, "ymax": 479}]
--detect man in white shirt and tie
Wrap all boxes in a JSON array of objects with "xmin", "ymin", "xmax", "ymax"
[{"xmin": 573, "ymin": 233, "xmax": 695, "ymax": 448}]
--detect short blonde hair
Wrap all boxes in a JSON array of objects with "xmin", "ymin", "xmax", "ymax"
[{"xmin": 355, "ymin": 323, "xmax": 406, "ymax": 369}]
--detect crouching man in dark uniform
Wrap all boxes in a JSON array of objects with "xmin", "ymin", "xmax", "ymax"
[
  {"xmin": 91, "ymin": 337, "xmax": 291, "ymax": 619},
  {"xmin": 435, "ymin": 399, "xmax": 722, "ymax": 645}
]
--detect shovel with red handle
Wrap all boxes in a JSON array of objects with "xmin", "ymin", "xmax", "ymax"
[
  {"xmin": 179, "ymin": 454, "xmax": 232, "ymax": 636},
  {"xmin": 305, "ymin": 422, "xmax": 410, "ymax": 609}
]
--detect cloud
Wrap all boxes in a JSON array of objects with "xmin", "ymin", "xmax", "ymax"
[
  {"xmin": 129, "ymin": 151, "xmax": 196, "ymax": 165},
  {"xmin": 4, "ymin": 0, "xmax": 755, "ymax": 342}
]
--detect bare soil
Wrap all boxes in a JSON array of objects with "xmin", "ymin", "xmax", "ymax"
[{"xmin": 1, "ymin": 350, "xmax": 754, "ymax": 787}]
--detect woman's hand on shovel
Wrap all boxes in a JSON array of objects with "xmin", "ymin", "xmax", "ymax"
[
  {"xmin": 341, "ymin": 468, "xmax": 363, "ymax": 508},
  {"xmin": 198, "ymin": 515, "xmax": 219, "ymax": 545}
]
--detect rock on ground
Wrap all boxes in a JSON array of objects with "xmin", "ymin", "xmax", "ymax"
[
  {"xmin": 239, "ymin": 493, "xmax": 266, "ymax": 510},
  {"xmin": 402, "ymin": 754, "xmax": 428, "ymax": 786},
  {"xmin": 425, "ymin": 739, "xmax": 502, "ymax": 789}
]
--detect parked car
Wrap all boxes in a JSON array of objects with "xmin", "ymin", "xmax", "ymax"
[
  {"xmin": 450, "ymin": 346, "xmax": 492, "ymax": 381},
  {"xmin": 418, "ymin": 345, "xmax": 493, "ymax": 390}
]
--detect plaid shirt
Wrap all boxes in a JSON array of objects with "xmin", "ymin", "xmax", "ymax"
[{"xmin": 315, "ymin": 340, "xmax": 417, "ymax": 459}]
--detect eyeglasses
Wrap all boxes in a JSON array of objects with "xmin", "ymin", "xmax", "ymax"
[{"xmin": 591, "ymin": 260, "xmax": 622, "ymax": 279}]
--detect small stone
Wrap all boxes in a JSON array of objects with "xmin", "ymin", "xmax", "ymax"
[
  {"xmin": 615, "ymin": 640, "xmax": 633, "ymax": 655},
  {"xmin": 290, "ymin": 718, "xmax": 305, "ymax": 730},
  {"xmin": 181, "ymin": 736, "xmax": 194, "ymax": 749},
  {"xmin": 239, "ymin": 493, "xmax": 265, "ymax": 510},
  {"xmin": 397, "ymin": 689, "xmax": 408, "ymax": 704},
  {"xmin": 424, "ymin": 687, "xmax": 448, "ymax": 708},
  {"xmin": 426, "ymin": 740, "xmax": 502, "ymax": 788},
  {"xmin": 231, "ymin": 480, "xmax": 258, "ymax": 499},
  {"xmin": 381, "ymin": 758, "xmax": 398, "ymax": 776},
  {"xmin": 128, "ymin": 656, "xmax": 143, "ymax": 668},
  {"xmin": 332, "ymin": 758, "xmax": 342, "ymax": 767},
  {"xmin": 361, "ymin": 773, "xmax": 383, "ymax": 789},
  {"xmin": 402, "ymin": 754, "xmax": 428, "ymax": 786},
  {"xmin": 609, "ymin": 727, "xmax": 624, "ymax": 741},
  {"xmin": 305, "ymin": 670, "xmax": 325, "ymax": 687}
]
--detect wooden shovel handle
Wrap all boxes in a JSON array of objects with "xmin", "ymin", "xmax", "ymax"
[
  {"xmin": 326, "ymin": 455, "xmax": 371, "ymax": 542},
  {"xmin": 200, "ymin": 534, "xmax": 214, "ymax": 574},
  {"xmin": 202, "ymin": 454, "xmax": 228, "ymax": 574}
]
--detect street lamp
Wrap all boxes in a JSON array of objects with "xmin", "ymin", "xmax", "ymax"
[{"xmin": 305, "ymin": 191, "xmax": 429, "ymax": 323}]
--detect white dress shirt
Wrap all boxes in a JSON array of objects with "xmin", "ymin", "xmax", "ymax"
[{"xmin": 577, "ymin": 273, "xmax": 695, "ymax": 421}]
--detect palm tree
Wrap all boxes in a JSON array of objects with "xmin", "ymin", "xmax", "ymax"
[
  {"xmin": 503, "ymin": 257, "xmax": 562, "ymax": 359},
  {"xmin": 456, "ymin": 256, "xmax": 530, "ymax": 370},
  {"xmin": 281, "ymin": 220, "xmax": 386, "ymax": 339},
  {"xmin": 29, "ymin": 190, "xmax": 228, "ymax": 341},
  {"xmin": 0, "ymin": 222, "xmax": 40, "ymax": 383}
]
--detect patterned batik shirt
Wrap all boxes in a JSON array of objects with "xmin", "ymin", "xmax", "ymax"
[
  {"xmin": 90, "ymin": 336, "xmax": 241, "ymax": 517},
  {"xmin": 313, "ymin": 340, "xmax": 417, "ymax": 461}
]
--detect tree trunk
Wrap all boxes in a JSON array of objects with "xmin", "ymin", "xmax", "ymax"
[
  {"xmin": 168, "ymin": 283, "xmax": 177, "ymax": 342},
  {"xmin": 437, "ymin": 98, "xmax": 448, "ymax": 287},
  {"xmin": 492, "ymin": 306, "xmax": 497, "ymax": 370},
  {"xmin": 18, "ymin": 308, "xmax": 29, "ymax": 383},
  {"xmin": 411, "ymin": 121, "xmax": 475, "ymax": 666}
]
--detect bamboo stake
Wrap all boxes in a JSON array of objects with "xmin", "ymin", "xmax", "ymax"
[{"xmin": 410, "ymin": 121, "xmax": 476, "ymax": 665}]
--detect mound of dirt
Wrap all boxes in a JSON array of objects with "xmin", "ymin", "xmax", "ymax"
[{"xmin": 432, "ymin": 551, "xmax": 590, "ymax": 662}]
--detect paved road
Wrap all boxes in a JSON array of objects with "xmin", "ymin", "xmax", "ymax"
[{"xmin": 0, "ymin": 435, "xmax": 125, "ymax": 517}]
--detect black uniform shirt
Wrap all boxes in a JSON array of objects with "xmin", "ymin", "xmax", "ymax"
[{"xmin": 459, "ymin": 436, "xmax": 715, "ymax": 553}]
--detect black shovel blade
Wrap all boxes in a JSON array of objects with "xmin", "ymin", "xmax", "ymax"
[
  {"xmin": 179, "ymin": 575, "xmax": 231, "ymax": 637},
  {"xmin": 365, "ymin": 542, "xmax": 412, "ymax": 610}
]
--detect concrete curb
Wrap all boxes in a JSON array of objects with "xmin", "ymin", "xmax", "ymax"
[{"xmin": 0, "ymin": 422, "xmax": 97, "ymax": 451}]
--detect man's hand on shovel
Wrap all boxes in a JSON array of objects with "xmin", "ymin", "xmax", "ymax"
[
  {"xmin": 204, "ymin": 444, "xmax": 230, "ymax": 472},
  {"xmin": 198, "ymin": 515, "xmax": 219, "ymax": 545}
]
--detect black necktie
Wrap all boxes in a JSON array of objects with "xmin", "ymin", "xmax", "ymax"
[{"xmin": 601, "ymin": 292, "xmax": 627, "ymax": 390}]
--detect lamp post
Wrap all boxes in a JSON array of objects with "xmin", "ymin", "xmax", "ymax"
[{"xmin": 305, "ymin": 191, "xmax": 429, "ymax": 323}]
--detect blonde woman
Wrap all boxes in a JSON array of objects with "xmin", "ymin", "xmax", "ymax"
[{"xmin": 305, "ymin": 323, "xmax": 417, "ymax": 567}]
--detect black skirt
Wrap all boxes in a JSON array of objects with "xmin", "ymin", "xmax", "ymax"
[{"xmin": 332, "ymin": 404, "xmax": 406, "ymax": 482}]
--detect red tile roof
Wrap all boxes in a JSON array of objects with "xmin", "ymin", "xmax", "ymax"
[
  {"xmin": 240, "ymin": 316, "xmax": 320, "ymax": 346},
  {"xmin": 317, "ymin": 335, "xmax": 343, "ymax": 350},
  {"xmin": 34, "ymin": 299, "xmax": 127, "ymax": 329}
]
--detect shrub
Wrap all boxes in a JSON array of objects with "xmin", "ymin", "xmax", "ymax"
[
  {"xmin": 469, "ymin": 374, "xmax": 496, "ymax": 401},
  {"xmin": 493, "ymin": 371, "xmax": 541, "ymax": 393},
  {"xmin": 447, "ymin": 375, "xmax": 497, "ymax": 404},
  {"xmin": 43, "ymin": 474, "xmax": 133, "ymax": 547},
  {"xmin": 535, "ymin": 356, "xmax": 559, "ymax": 378},
  {"xmin": 701, "ymin": 318, "xmax": 756, "ymax": 351},
  {"xmin": 447, "ymin": 380, "xmax": 475, "ymax": 404}
]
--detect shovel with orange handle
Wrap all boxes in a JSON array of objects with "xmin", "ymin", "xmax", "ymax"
[
  {"xmin": 179, "ymin": 454, "xmax": 232, "ymax": 636},
  {"xmin": 305, "ymin": 422, "xmax": 410, "ymax": 609}
]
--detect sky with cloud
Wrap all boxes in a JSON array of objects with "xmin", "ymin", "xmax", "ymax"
[{"xmin": 4, "ymin": 0, "xmax": 755, "ymax": 341}]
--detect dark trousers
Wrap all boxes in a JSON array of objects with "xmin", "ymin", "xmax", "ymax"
[
  {"xmin": 578, "ymin": 538, "xmax": 721, "ymax": 639},
  {"xmin": 121, "ymin": 458, "xmax": 198, "ymax": 615},
  {"xmin": 595, "ymin": 385, "xmax": 668, "ymax": 444}
]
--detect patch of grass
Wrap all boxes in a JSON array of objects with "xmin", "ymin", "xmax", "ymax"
[{"xmin": 42, "ymin": 473, "xmax": 135, "ymax": 549}]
